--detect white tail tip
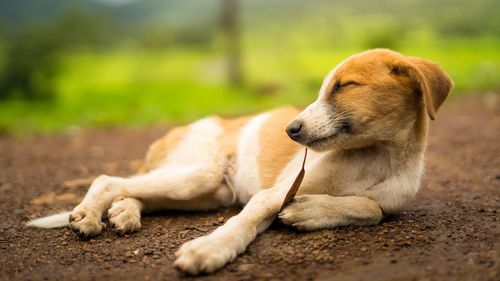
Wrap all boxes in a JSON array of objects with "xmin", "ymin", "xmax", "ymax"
[{"xmin": 26, "ymin": 212, "xmax": 71, "ymax": 229}]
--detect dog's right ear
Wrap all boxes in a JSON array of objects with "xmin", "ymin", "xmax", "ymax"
[{"xmin": 391, "ymin": 57, "xmax": 453, "ymax": 120}]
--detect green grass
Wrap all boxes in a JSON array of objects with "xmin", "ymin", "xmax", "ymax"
[{"xmin": 0, "ymin": 37, "xmax": 499, "ymax": 135}]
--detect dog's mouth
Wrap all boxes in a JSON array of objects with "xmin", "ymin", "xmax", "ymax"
[
  {"xmin": 303, "ymin": 122, "xmax": 352, "ymax": 149},
  {"xmin": 304, "ymin": 132, "xmax": 339, "ymax": 148}
]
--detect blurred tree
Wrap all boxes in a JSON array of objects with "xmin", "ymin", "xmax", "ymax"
[
  {"xmin": 362, "ymin": 22, "xmax": 403, "ymax": 50},
  {"xmin": 0, "ymin": 25, "xmax": 59, "ymax": 100},
  {"xmin": 220, "ymin": 0, "xmax": 243, "ymax": 86},
  {"xmin": 0, "ymin": 7, "xmax": 110, "ymax": 100}
]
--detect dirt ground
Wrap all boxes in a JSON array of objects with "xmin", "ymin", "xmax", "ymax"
[{"xmin": 0, "ymin": 94, "xmax": 499, "ymax": 281}]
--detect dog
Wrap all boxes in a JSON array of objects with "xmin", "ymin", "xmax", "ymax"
[{"xmin": 27, "ymin": 49, "xmax": 452, "ymax": 275}]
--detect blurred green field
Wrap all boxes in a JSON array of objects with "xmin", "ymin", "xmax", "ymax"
[
  {"xmin": 0, "ymin": 0, "xmax": 500, "ymax": 135},
  {"xmin": 0, "ymin": 8, "xmax": 499, "ymax": 135}
]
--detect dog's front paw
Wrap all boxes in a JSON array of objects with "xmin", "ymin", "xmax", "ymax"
[
  {"xmin": 174, "ymin": 235, "xmax": 237, "ymax": 275},
  {"xmin": 279, "ymin": 195, "xmax": 332, "ymax": 231},
  {"xmin": 69, "ymin": 207, "xmax": 105, "ymax": 238}
]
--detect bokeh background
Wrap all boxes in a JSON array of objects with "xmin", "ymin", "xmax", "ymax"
[{"xmin": 0, "ymin": 0, "xmax": 498, "ymax": 135}]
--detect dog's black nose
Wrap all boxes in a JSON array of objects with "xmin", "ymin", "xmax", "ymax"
[{"xmin": 286, "ymin": 120, "xmax": 303, "ymax": 141}]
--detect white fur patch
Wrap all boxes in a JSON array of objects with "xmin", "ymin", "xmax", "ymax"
[
  {"xmin": 233, "ymin": 113, "xmax": 271, "ymax": 204},
  {"xmin": 164, "ymin": 117, "xmax": 223, "ymax": 167},
  {"xmin": 294, "ymin": 100, "xmax": 337, "ymax": 140}
]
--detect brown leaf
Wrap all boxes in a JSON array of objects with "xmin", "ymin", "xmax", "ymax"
[{"xmin": 280, "ymin": 148, "xmax": 307, "ymax": 211}]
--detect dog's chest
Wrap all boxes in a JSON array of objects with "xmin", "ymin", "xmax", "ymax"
[{"xmin": 295, "ymin": 150, "xmax": 393, "ymax": 197}]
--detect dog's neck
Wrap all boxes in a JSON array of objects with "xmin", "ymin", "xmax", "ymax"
[
  {"xmin": 336, "ymin": 120, "xmax": 427, "ymax": 170},
  {"xmin": 385, "ymin": 101, "xmax": 430, "ymax": 154}
]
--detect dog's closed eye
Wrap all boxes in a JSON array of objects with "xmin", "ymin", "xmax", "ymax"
[{"xmin": 331, "ymin": 81, "xmax": 360, "ymax": 95}]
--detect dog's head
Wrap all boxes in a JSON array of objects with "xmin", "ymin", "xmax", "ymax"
[{"xmin": 286, "ymin": 49, "xmax": 453, "ymax": 151}]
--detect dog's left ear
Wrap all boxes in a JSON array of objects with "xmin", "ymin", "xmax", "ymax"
[{"xmin": 392, "ymin": 57, "xmax": 453, "ymax": 120}]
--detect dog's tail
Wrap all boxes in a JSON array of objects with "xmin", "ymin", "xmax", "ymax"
[{"xmin": 26, "ymin": 212, "xmax": 71, "ymax": 228}]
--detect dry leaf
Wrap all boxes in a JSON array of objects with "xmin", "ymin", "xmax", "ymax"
[{"xmin": 280, "ymin": 148, "xmax": 307, "ymax": 211}]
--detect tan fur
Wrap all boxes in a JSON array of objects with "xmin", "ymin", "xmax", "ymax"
[
  {"xmin": 320, "ymin": 49, "xmax": 452, "ymax": 149},
  {"xmin": 258, "ymin": 107, "xmax": 301, "ymax": 188},
  {"xmin": 214, "ymin": 115, "xmax": 253, "ymax": 158},
  {"xmin": 407, "ymin": 56, "xmax": 453, "ymax": 120}
]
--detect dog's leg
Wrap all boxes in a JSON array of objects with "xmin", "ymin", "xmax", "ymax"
[
  {"xmin": 173, "ymin": 178, "xmax": 295, "ymax": 275},
  {"xmin": 69, "ymin": 147, "xmax": 235, "ymax": 236},
  {"xmin": 69, "ymin": 117, "xmax": 231, "ymax": 237},
  {"xmin": 278, "ymin": 194, "xmax": 383, "ymax": 231},
  {"xmin": 69, "ymin": 161, "xmax": 232, "ymax": 237},
  {"xmin": 278, "ymin": 174, "xmax": 419, "ymax": 231}
]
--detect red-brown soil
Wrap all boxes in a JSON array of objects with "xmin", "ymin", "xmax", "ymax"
[{"xmin": 0, "ymin": 94, "xmax": 498, "ymax": 281}]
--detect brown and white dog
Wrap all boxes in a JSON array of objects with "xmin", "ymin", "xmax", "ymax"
[{"xmin": 27, "ymin": 49, "xmax": 452, "ymax": 275}]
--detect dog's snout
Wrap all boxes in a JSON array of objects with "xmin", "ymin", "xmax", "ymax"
[{"xmin": 286, "ymin": 120, "xmax": 303, "ymax": 141}]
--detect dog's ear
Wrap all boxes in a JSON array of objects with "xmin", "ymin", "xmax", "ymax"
[{"xmin": 392, "ymin": 57, "xmax": 453, "ymax": 120}]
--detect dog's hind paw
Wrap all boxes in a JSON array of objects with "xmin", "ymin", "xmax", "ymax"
[
  {"xmin": 174, "ymin": 235, "xmax": 237, "ymax": 275},
  {"xmin": 108, "ymin": 198, "xmax": 142, "ymax": 235}
]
